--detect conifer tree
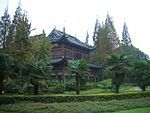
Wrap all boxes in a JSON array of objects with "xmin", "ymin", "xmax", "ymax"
[
  {"xmin": 7, "ymin": 4, "xmax": 31, "ymax": 76},
  {"xmin": 6, "ymin": 4, "xmax": 22, "ymax": 53},
  {"xmin": 0, "ymin": 8, "xmax": 11, "ymax": 50},
  {"xmin": 121, "ymin": 22, "xmax": 131, "ymax": 46},
  {"xmin": 93, "ymin": 18, "xmax": 100, "ymax": 44},
  {"xmin": 85, "ymin": 31, "xmax": 89, "ymax": 45},
  {"xmin": 92, "ymin": 24, "xmax": 109, "ymax": 64},
  {"xmin": 105, "ymin": 13, "xmax": 120, "ymax": 52},
  {"xmin": 91, "ymin": 14, "xmax": 120, "ymax": 64}
]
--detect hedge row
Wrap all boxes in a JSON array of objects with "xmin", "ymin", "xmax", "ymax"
[{"xmin": 0, "ymin": 91, "xmax": 150, "ymax": 104}]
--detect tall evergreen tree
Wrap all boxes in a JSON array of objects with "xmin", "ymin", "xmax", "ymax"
[
  {"xmin": 121, "ymin": 22, "xmax": 131, "ymax": 46},
  {"xmin": 91, "ymin": 14, "xmax": 120, "ymax": 64},
  {"xmin": 94, "ymin": 24, "xmax": 111, "ymax": 64},
  {"xmin": 85, "ymin": 31, "xmax": 89, "ymax": 45},
  {"xmin": 105, "ymin": 13, "xmax": 120, "ymax": 52},
  {"xmin": 6, "ymin": 4, "xmax": 22, "ymax": 53},
  {"xmin": 13, "ymin": 12, "xmax": 31, "ymax": 63},
  {"xmin": 93, "ymin": 18, "xmax": 100, "ymax": 44},
  {"xmin": 121, "ymin": 22, "xmax": 148, "ymax": 61},
  {"xmin": 7, "ymin": 4, "xmax": 31, "ymax": 76},
  {"xmin": 0, "ymin": 8, "xmax": 11, "ymax": 50}
]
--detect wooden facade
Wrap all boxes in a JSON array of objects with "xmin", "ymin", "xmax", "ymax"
[{"xmin": 48, "ymin": 29, "xmax": 102, "ymax": 82}]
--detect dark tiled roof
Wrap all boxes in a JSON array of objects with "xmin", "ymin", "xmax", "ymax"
[
  {"xmin": 51, "ymin": 58, "xmax": 102, "ymax": 69},
  {"xmin": 48, "ymin": 29, "xmax": 94, "ymax": 51}
]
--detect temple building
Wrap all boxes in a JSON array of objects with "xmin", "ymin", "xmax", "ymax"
[{"xmin": 48, "ymin": 28, "xmax": 102, "ymax": 83}]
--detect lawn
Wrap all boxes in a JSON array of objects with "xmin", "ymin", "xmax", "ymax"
[
  {"xmin": 0, "ymin": 97, "xmax": 150, "ymax": 113},
  {"xmin": 65, "ymin": 84, "xmax": 146, "ymax": 95},
  {"xmin": 112, "ymin": 107, "xmax": 150, "ymax": 113}
]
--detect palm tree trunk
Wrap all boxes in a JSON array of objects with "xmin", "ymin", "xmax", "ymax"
[
  {"xmin": 141, "ymin": 86, "xmax": 146, "ymax": 91},
  {"xmin": 75, "ymin": 73, "xmax": 80, "ymax": 94},
  {"xmin": 34, "ymin": 82, "xmax": 39, "ymax": 95},
  {"xmin": 115, "ymin": 85, "xmax": 120, "ymax": 93},
  {"xmin": 0, "ymin": 72, "xmax": 4, "ymax": 95}
]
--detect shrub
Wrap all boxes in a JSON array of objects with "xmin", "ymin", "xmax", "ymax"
[
  {"xmin": 48, "ymin": 80, "xmax": 64, "ymax": 94},
  {"xmin": 0, "ymin": 91, "xmax": 150, "ymax": 104},
  {"xmin": 4, "ymin": 81, "xmax": 22, "ymax": 93},
  {"xmin": 83, "ymin": 82, "xmax": 96, "ymax": 89},
  {"xmin": 98, "ymin": 79, "xmax": 112, "ymax": 90},
  {"xmin": 65, "ymin": 77, "xmax": 75, "ymax": 91}
]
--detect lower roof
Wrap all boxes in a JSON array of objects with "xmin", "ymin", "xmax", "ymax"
[{"xmin": 51, "ymin": 58, "xmax": 102, "ymax": 69}]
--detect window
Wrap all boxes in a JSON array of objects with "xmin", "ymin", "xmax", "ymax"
[
  {"xmin": 52, "ymin": 50, "xmax": 61, "ymax": 58},
  {"xmin": 74, "ymin": 53, "xmax": 81, "ymax": 59}
]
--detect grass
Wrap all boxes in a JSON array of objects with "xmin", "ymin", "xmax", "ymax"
[
  {"xmin": 64, "ymin": 84, "xmax": 146, "ymax": 95},
  {"xmin": 112, "ymin": 107, "xmax": 150, "ymax": 113},
  {"xmin": 0, "ymin": 97, "xmax": 150, "ymax": 113}
]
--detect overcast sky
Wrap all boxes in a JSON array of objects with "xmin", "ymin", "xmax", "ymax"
[{"xmin": 0, "ymin": 0, "xmax": 150, "ymax": 56}]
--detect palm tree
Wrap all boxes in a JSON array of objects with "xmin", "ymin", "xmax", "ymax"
[
  {"xmin": 106, "ymin": 53, "xmax": 128, "ymax": 93},
  {"xmin": 68, "ymin": 59, "xmax": 89, "ymax": 94},
  {"xmin": 133, "ymin": 60, "xmax": 150, "ymax": 91},
  {"xmin": 23, "ymin": 58, "xmax": 51, "ymax": 95}
]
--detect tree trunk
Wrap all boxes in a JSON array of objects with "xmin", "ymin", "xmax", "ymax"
[
  {"xmin": 0, "ymin": 72, "xmax": 4, "ymax": 95},
  {"xmin": 115, "ymin": 85, "xmax": 120, "ymax": 93},
  {"xmin": 0, "ymin": 81, "xmax": 3, "ymax": 95},
  {"xmin": 141, "ymin": 86, "xmax": 146, "ymax": 91},
  {"xmin": 75, "ymin": 73, "xmax": 80, "ymax": 95},
  {"xmin": 34, "ymin": 82, "xmax": 39, "ymax": 95}
]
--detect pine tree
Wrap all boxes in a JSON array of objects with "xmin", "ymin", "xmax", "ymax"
[
  {"xmin": 91, "ymin": 14, "xmax": 120, "ymax": 64},
  {"xmin": 6, "ymin": 4, "xmax": 22, "ymax": 53},
  {"xmin": 0, "ymin": 8, "xmax": 11, "ymax": 50},
  {"xmin": 121, "ymin": 22, "xmax": 131, "ymax": 46},
  {"xmin": 93, "ymin": 18, "xmax": 100, "ymax": 44},
  {"xmin": 85, "ymin": 31, "xmax": 89, "ymax": 45},
  {"xmin": 13, "ymin": 12, "xmax": 31, "ymax": 63},
  {"xmin": 7, "ymin": 4, "xmax": 31, "ymax": 76},
  {"xmin": 105, "ymin": 13, "xmax": 120, "ymax": 52}
]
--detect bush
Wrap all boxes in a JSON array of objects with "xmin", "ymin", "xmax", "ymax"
[
  {"xmin": 49, "ymin": 84, "xmax": 64, "ymax": 94},
  {"xmin": 0, "ymin": 91, "xmax": 150, "ymax": 104},
  {"xmin": 98, "ymin": 79, "xmax": 112, "ymax": 90},
  {"xmin": 83, "ymin": 82, "xmax": 96, "ymax": 89},
  {"xmin": 48, "ymin": 80, "xmax": 64, "ymax": 94},
  {"xmin": 65, "ymin": 78, "xmax": 75, "ymax": 91},
  {"xmin": 4, "ymin": 81, "xmax": 22, "ymax": 93}
]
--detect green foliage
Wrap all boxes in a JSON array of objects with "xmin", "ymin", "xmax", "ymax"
[
  {"xmin": 49, "ymin": 80, "xmax": 64, "ymax": 94},
  {"xmin": 68, "ymin": 60, "xmax": 89, "ymax": 76},
  {"xmin": 22, "ymin": 81, "xmax": 34, "ymax": 94},
  {"xmin": 49, "ymin": 84, "xmax": 64, "ymax": 94},
  {"xmin": 105, "ymin": 13, "xmax": 120, "ymax": 51},
  {"xmin": 0, "ymin": 98, "xmax": 150, "ymax": 113},
  {"xmin": 113, "ymin": 107, "xmax": 150, "ymax": 113},
  {"xmin": 68, "ymin": 59, "xmax": 89, "ymax": 94},
  {"xmin": 29, "ymin": 31, "xmax": 52, "ymax": 61},
  {"xmin": 106, "ymin": 53, "xmax": 128, "ymax": 93},
  {"xmin": 4, "ymin": 80, "xmax": 22, "ymax": 93},
  {"xmin": 65, "ymin": 77, "xmax": 76, "ymax": 91},
  {"xmin": 0, "ymin": 8, "xmax": 11, "ymax": 49},
  {"xmin": 0, "ymin": 51, "xmax": 14, "ymax": 94},
  {"xmin": 22, "ymin": 59, "xmax": 51, "ymax": 95},
  {"xmin": 9, "ymin": 5, "xmax": 31, "ymax": 65},
  {"xmin": 121, "ymin": 46, "xmax": 149, "ymax": 61},
  {"xmin": 99, "ymin": 79, "xmax": 112, "ymax": 90},
  {"xmin": 132, "ymin": 60, "xmax": 150, "ymax": 91},
  {"xmin": 0, "ymin": 91, "xmax": 150, "ymax": 105},
  {"xmin": 92, "ymin": 18, "xmax": 100, "ymax": 44},
  {"xmin": 91, "ymin": 14, "xmax": 120, "ymax": 64},
  {"xmin": 121, "ymin": 22, "xmax": 132, "ymax": 46}
]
